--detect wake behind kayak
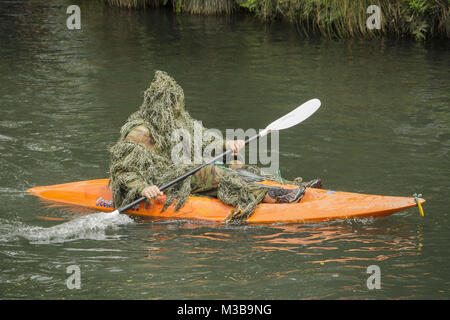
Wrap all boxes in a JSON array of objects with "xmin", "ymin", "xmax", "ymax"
[{"xmin": 3, "ymin": 211, "xmax": 134, "ymax": 244}]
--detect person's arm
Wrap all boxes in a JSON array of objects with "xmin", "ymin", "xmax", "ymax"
[
  {"xmin": 122, "ymin": 125, "xmax": 162, "ymax": 201},
  {"xmin": 124, "ymin": 174, "xmax": 151, "ymax": 198},
  {"xmin": 141, "ymin": 185, "xmax": 163, "ymax": 200},
  {"xmin": 225, "ymin": 140, "xmax": 245, "ymax": 155}
]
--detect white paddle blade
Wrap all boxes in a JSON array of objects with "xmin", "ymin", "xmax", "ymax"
[{"xmin": 266, "ymin": 98, "xmax": 321, "ymax": 132}]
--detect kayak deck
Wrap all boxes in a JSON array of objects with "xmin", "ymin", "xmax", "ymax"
[{"xmin": 28, "ymin": 179, "xmax": 425, "ymax": 224}]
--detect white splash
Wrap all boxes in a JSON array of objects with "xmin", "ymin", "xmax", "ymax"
[{"xmin": 2, "ymin": 211, "xmax": 135, "ymax": 244}]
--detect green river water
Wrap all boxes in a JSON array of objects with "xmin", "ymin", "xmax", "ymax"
[{"xmin": 0, "ymin": 0, "xmax": 449, "ymax": 299}]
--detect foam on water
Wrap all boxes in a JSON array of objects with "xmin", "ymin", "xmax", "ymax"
[{"xmin": 0, "ymin": 211, "xmax": 135, "ymax": 244}]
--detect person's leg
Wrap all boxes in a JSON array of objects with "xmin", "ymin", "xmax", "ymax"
[
  {"xmin": 190, "ymin": 164, "xmax": 308, "ymax": 204},
  {"xmin": 231, "ymin": 163, "xmax": 322, "ymax": 190},
  {"xmin": 190, "ymin": 164, "xmax": 271, "ymax": 202},
  {"xmin": 263, "ymin": 186, "xmax": 306, "ymax": 203},
  {"xmin": 190, "ymin": 164, "xmax": 224, "ymax": 195},
  {"xmin": 228, "ymin": 166, "xmax": 316, "ymax": 202}
]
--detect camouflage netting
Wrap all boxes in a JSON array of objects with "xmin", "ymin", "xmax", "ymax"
[
  {"xmin": 109, "ymin": 140, "xmax": 196, "ymax": 212},
  {"xmin": 218, "ymin": 170, "xmax": 268, "ymax": 224},
  {"xmin": 109, "ymin": 70, "xmax": 275, "ymax": 223}
]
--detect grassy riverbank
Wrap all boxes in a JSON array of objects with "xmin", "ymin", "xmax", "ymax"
[{"xmin": 104, "ymin": 0, "xmax": 449, "ymax": 40}]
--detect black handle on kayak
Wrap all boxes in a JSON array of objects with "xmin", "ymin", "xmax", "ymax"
[{"xmin": 115, "ymin": 134, "xmax": 262, "ymax": 214}]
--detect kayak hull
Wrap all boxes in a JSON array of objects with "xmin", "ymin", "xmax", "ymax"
[{"xmin": 28, "ymin": 179, "xmax": 425, "ymax": 224}]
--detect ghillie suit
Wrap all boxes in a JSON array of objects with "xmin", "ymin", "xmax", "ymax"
[
  {"xmin": 109, "ymin": 71, "xmax": 319, "ymax": 223},
  {"xmin": 109, "ymin": 71, "xmax": 270, "ymax": 223}
]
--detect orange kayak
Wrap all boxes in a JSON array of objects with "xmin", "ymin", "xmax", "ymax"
[{"xmin": 28, "ymin": 179, "xmax": 425, "ymax": 224}]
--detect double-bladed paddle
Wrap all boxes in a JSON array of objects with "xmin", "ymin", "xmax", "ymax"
[{"xmin": 112, "ymin": 98, "xmax": 321, "ymax": 215}]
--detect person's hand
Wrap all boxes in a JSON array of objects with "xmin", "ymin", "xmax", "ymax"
[
  {"xmin": 225, "ymin": 140, "xmax": 245, "ymax": 155},
  {"xmin": 141, "ymin": 185, "xmax": 163, "ymax": 200}
]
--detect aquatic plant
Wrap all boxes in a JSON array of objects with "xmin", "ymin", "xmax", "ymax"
[
  {"xmin": 240, "ymin": 0, "xmax": 449, "ymax": 40},
  {"xmin": 106, "ymin": 0, "xmax": 163, "ymax": 9},
  {"xmin": 105, "ymin": 0, "xmax": 237, "ymax": 14},
  {"xmin": 103, "ymin": 0, "xmax": 449, "ymax": 40}
]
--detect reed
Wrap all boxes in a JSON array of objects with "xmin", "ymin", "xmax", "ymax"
[
  {"xmin": 180, "ymin": 0, "xmax": 236, "ymax": 14},
  {"xmin": 103, "ymin": 0, "xmax": 450, "ymax": 40},
  {"xmin": 105, "ymin": 0, "xmax": 237, "ymax": 14},
  {"xmin": 106, "ymin": 0, "xmax": 163, "ymax": 9},
  {"xmin": 243, "ymin": 0, "xmax": 449, "ymax": 40}
]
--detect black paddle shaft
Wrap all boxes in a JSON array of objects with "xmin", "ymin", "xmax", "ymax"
[{"xmin": 116, "ymin": 134, "xmax": 261, "ymax": 214}]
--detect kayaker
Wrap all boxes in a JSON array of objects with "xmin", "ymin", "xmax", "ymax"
[{"xmin": 109, "ymin": 71, "xmax": 321, "ymax": 223}]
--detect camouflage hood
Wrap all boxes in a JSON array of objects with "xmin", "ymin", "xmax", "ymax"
[{"xmin": 119, "ymin": 70, "xmax": 197, "ymax": 156}]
